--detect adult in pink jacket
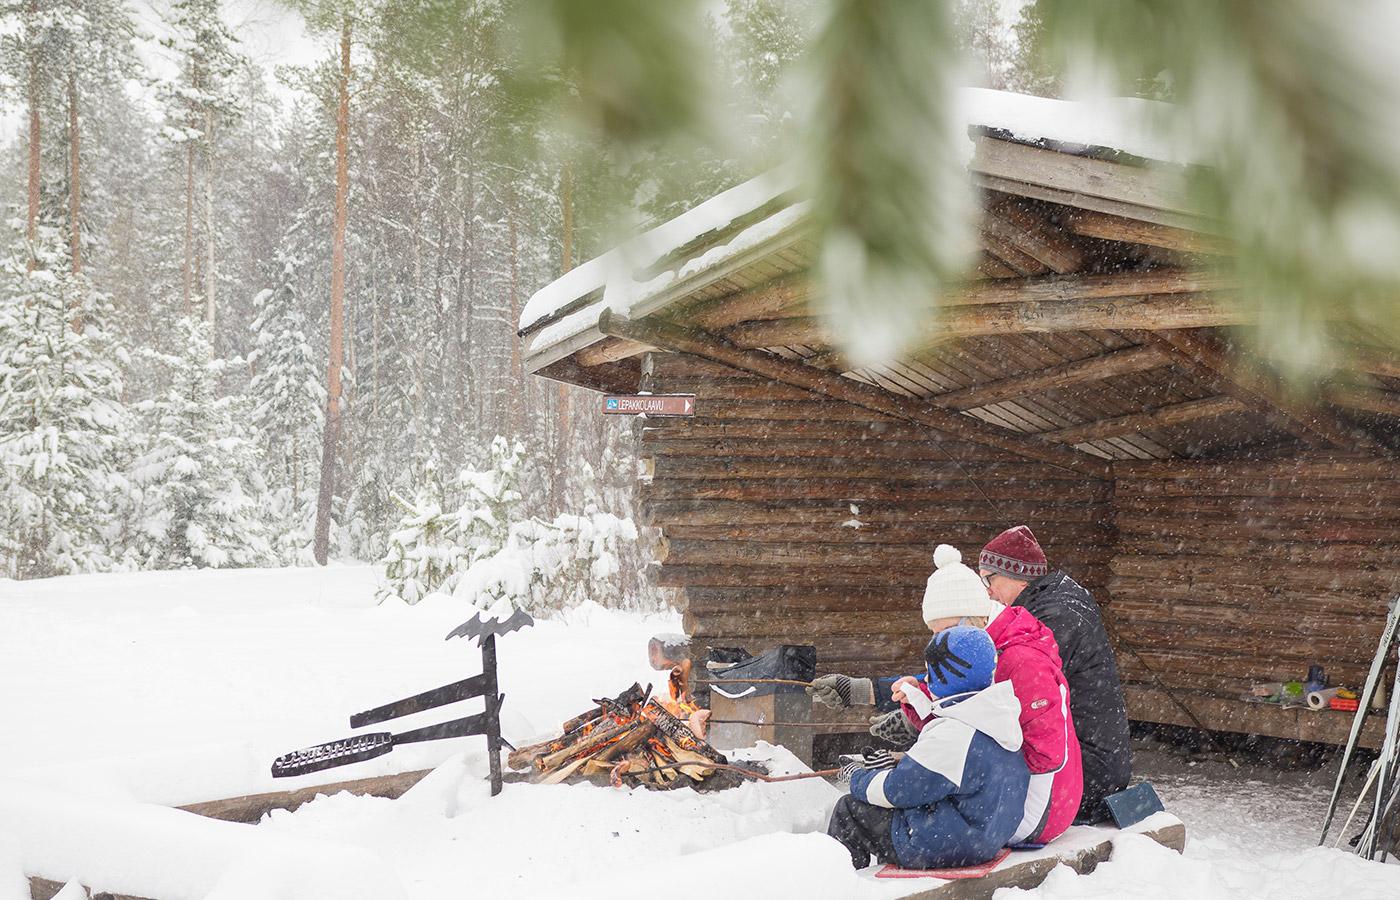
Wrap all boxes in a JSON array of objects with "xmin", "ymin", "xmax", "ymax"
[{"xmin": 860, "ymin": 545, "xmax": 1083, "ymax": 845}]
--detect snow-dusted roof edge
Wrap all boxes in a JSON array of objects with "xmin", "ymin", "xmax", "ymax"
[
  {"xmin": 520, "ymin": 88, "xmax": 1194, "ymax": 373},
  {"xmin": 522, "ymin": 203, "xmax": 810, "ymax": 375}
]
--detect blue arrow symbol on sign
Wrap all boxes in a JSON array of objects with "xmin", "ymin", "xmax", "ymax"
[{"xmin": 606, "ymin": 398, "xmax": 619, "ymax": 409}]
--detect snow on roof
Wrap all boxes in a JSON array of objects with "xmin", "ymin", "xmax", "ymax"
[
  {"xmin": 521, "ymin": 88, "xmax": 1186, "ymax": 352},
  {"xmin": 519, "ymin": 168, "xmax": 798, "ymax": 333},
  {"xmin": 962, "ymin": 87, "xmax": 1186, "ymax": 166}
]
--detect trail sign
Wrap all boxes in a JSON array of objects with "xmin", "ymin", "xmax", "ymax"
[{"xmin": 601, "ymin": 394, "xmax": 696, "ymax": 417}]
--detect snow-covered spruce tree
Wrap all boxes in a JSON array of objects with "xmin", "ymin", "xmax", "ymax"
[
  {"xmin": 0, "ymin": 232, "xmax": 132, "ymax": 578},
  {"xmin": 128, "ymin": 318, "xmax": 270, "ymax": 569},
  {"xmin": 377, "ymin": 437, "xmax": 638, "ymax": 615},
  {"xmin": 376, "ymin": 456, "xmax": 464, "ymax": 605},
  {"xmin": 248, "ymin": 250, "xmax": 325, "ymax": 563}
]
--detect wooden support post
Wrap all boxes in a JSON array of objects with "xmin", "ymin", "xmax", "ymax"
[{"xmin": 597, "ymin": 310, "xmax": 1112, "ymax": 479}]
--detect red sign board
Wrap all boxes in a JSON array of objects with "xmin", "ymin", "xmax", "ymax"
[{"xmin": 601, "ymin": 394, "xmax": 696, "ymax": 417}]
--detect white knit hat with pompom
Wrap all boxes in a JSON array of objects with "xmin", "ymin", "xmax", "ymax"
[{"xmin": 921, "ymin": 544, "xmax": 1003, "ymax": 625}]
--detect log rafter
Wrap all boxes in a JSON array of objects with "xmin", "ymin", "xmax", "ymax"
[
  {"xmin": 1043, "ymin": 395, "xmax": 1248, "ymax": 444},
  {"xmin": 597, "ymin": 310, "xmax": 1113, "ymax": 479},
  {"xmin": 983, "ymin": 199, "xmax": 1086, "ymax": 274},
  {"xmin": 724, "ymin": 292, "xmax": 1240, "ymax": 351},
  {"xmin": 932, "ymin": 344, "xmax": 1175, "ymax": 411},
  {"xmin": 1144, "ymin": 329, "xmax": 1384, "ymax": 451}
]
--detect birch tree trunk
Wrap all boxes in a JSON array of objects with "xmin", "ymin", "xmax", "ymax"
[{"xmin": 314, "ymin": 15, "xmax": 352, "ymax": 565}]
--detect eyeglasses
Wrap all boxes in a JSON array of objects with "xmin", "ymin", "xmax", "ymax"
[{"xmin": 979, "ymin": 572, "xmax": 994, "ymax": 588}]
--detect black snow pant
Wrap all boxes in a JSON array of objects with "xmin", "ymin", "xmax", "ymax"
[{"xmin": 828, "ymin": 794, "xmax": 900, "ymax": 869}]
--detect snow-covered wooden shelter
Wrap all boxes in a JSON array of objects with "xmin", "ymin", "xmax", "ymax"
[{"xmin": 519, "ymin": 89, "xmax": 1400, "ymax": 748}]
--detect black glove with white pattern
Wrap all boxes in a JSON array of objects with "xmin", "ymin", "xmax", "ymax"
[
  {"xmin": 836, "ymin": 760, "xmax": 863, "ymax": 783},
  {"xmin": 861, "ymin": 746, "xmax": 900, "ymax": 770}
]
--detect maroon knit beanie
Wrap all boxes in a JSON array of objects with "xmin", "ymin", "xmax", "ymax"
[{"xmin": 979, "ymin": 525, "xmax": 1048, "ymax": 580}]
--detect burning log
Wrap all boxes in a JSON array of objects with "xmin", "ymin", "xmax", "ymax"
[{"xmin": 510, "ymin": 680, "xmax": 731, "ymax": 789}]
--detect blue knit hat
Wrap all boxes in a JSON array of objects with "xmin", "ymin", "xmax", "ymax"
[{"xmin": 923, "ymin": 626, "xmax": 997, "ymax": 698}]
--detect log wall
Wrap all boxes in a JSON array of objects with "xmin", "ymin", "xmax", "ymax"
[
  {"xmin": 636, "ymin": 353, "xmax": 1398, "ymax": 744},
  {"xmin": 1110, "ymin": 456, "xmax": 1400, "ymax": 699},
  {"xmin": 641, "ymin": 354, "xmax": 1115, "ymax": 678}
]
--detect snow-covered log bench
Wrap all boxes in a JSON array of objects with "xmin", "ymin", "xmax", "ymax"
[{"xmin": 877, "ymin": 812, "xmax": 1187, "ymax": 899}]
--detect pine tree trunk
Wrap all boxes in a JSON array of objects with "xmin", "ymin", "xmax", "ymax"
[
  {"xmin": 508, "ymin": 189, "xmax": 522, "ymax": 435},
  {"xmin": 314, "ymin": 15, "xmax": 352, "ymax": 565},
  {"xmin": 204, "ymin": 107, "xmax": 217, "ymax": 330},
  {"xmin": 182, "ymin": 142, "xmax": 195, "ymax": 316},
  {"xmin": 68, "ymin": 74, "xmax": 81, "ymax": 276},
  {"xmin": 25, "ymin": 0, "xmax": 41, "ymax": 273},
  {"xmin": 554, "ymin": 161, "xmax": 575, "ymax": 512}
]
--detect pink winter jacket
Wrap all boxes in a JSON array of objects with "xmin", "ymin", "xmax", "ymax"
[{"xmin": 901, "ymin": 606, "xmax": 1083, "ymax": 844}]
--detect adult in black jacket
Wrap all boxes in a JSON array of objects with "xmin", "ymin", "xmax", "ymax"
[{"xmin": 979, "ymin": 526, "xmax": 1132, "ymax": 822}]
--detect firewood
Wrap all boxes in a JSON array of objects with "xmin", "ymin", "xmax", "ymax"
[
  {"xmin": 596, "ymin": 722, "xmax": 656, "ymax": 764},
  {"xmin": 559, "ymin": 706, "xmax": 604, "ymax": 734},
  {"xmin": 659, "ymin": 741, "xmax": 718, "ymax": 781},
  {"xmin": 536, "ymin": 718, "xmax": 631, "ymax": 771},
  {"xmin": 639, "ymin": 701, "xmax": 727, "ymax": 764}
]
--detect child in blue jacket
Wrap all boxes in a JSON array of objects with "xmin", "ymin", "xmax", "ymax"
[{"xmin": 826, "ymin": 626, "xmax": 1030, "ymax": 869}]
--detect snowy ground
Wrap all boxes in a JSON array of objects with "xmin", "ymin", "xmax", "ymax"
[{"xmin": 3, "ymin": 567, "xmax": 1398, "ymax": 899}]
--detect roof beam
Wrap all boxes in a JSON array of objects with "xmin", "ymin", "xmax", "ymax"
[
  {"xmin": 978, "ymin": 230, "xmax": 1049, "ymax": 275},
  {"xmin": 676, "ymin": 273, "xmax": 813, "ymax": 331},
  {"xmin": 1325, "ymin": 386, "xmax": 1400, "ymax": 418},
  {"xmin": 597, "ymin": 309, "xmax": 1113, "ymax": 479},
  {"xmin": 983, "ymin": 200, "xmax": 1086, "ymax": 274},
  {"xmin": 1062, "ymin": 209, "xmax": 1227, "ymax": 255},
  {"xmin": 724, "ymin": 292, "xmax": 1240, "ymax": 350},
  {"xmin": 933, "ymin": 344, "xmax": 1176, "ymax": 411},
  {"xmin": 1043, "ymin": 396, "xmax": 1249, "ymax": 444},
  {"xmin": 1144, "ymin": 329, "xmax": 1384, "ymax": 451}
]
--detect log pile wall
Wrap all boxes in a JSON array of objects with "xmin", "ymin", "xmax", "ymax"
[
  {"xmin": 641, "ymin": 354, "xmax": 1114, "ymax": 678},
  {"xmin": 1110, "ymin": 456, "xmax": 1400, "ymax": 699}
]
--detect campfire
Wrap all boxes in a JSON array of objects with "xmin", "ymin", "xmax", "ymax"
[{"xmin": 507, "ymin": 662, "xmax": 740, "ymax": 789}]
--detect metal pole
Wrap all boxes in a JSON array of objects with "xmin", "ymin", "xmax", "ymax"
[{"xmin": 481, "ymin": 633, "xmax": 503, "ymax": 797}]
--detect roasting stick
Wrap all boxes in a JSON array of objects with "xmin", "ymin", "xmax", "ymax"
[
  {"xmin": 706, "ymin": 718, "xmax": 867, "ymax": 728},
  {"xmin": 699, "ymin": 678, "xmax": 814, "ymax": 688},
  {"xmin": 610, "ymin": 759, "xmax": 841, "ymax": 785}
]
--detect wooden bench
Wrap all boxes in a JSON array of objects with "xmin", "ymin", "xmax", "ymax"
[{"xmin": 877, "ymin": 813, "xmax": 1187, "ymax": 899}]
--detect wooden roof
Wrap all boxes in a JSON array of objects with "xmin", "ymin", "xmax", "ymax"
[{"xmin": 521, "ymin": 127, "xmax": 1400, "ymax": 470}]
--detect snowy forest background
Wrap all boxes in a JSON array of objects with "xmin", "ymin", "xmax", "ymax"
[{"xmin": 0, "ymin": 0, "xmax": 1046, "ymax": 602}]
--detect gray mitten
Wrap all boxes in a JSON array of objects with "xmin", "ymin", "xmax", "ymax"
[
  {"xmin": 868, "ymin": 709, "xmax": 919, "ymax": 749},
  {"xmin": 808, "ymin": 674, "xmax": 876, "ymax": 708}
]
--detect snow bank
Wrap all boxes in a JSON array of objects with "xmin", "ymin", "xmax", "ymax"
[
  {"xmin": 0, "ymin": 779, "xmax": 406, "ymax": 900},
  {"xmin": 259, "ymin": 742, "xmax": 907, "ymax": 900}
]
